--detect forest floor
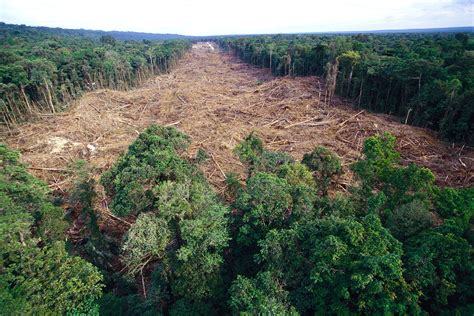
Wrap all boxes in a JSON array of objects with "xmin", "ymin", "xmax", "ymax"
[{"xmin": 2, "ymin": 42, "xmax": 473, "ymax": 228}]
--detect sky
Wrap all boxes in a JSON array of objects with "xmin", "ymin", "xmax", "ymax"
[{"xmin": 0, "ymin": 0, "xmax": 472, "ymax": 36}]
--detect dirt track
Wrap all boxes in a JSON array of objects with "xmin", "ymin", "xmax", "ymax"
[{"xmin": 2, "ymin": 43, "xmax": 473, "ymax": 196}]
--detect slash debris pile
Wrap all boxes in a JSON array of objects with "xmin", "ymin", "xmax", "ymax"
[{"xmin": 2, "ymin": 43, "xmax": 472, "ymax": 202}]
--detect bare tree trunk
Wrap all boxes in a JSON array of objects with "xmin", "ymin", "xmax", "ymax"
[
  {"xmin": 358, "ymin": 80, "xmax": 364, "ymax": 107},
  {"xmin": 347, "ymin": 66, "xmax": 353, "ymax": 97},
  {"xmin": 418, "ymin": 72, "xmax": 422, "ymax": 95},
  {"xmin": 20, "ymin": 86, "xmax": 33, "ymax": 114},
  {"xmin": 2, "ymin": 112, "xmax": 12, "ymax": 133},
  {"xmin": 269, "ymin": 50, "xmax": 272, "ymax": 71},
  {"xmin": 44, "ymin": 79, "xmax": 55, "ymax": 113},
  {"xmin": 326, "ymin": 59, "xmax": 339, "ymax": 103},
  {"xmin": 385, "ymin": 78, "xmax": 392, "ymax": 106}
]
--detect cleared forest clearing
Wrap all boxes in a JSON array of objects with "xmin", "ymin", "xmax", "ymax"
[{"xmin": 2, "ymin": 42, "xmax": 473, "ymax": 197}]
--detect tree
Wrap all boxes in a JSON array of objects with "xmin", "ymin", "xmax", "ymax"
[
  {"xmin": 100, "ymin": 35, "xmax": 116, "ymax": 46},
  {"xmin": 0, "ymin": 144, "xmax": 67, "ymax": 243},
  {"xmin": 352, "ymin": 133, "xmax": 435, "ymax": 213},
  {"xmin": 103, "ymin": 125, "xmax": 230, "ymax": 307},
  {"xmin": 0, "ymin": 144, "xmax": 104, "ymax": 314},
  {"xmin": 258, "ymin": 215, "xmax": 420, "ymax": 314},
  {"xmin": 3, "ymin": 241, "xmax": 104, "ymax": 315},
  {"xmin": 229, "ymin": 272, "xmax": 298, "ymax": 315},
  {"xmin": 235, "ymin": 172, "xmax": 293, "ymax": 246},
  {"xmin": 403, "ymin": 227, "xmax": 473, "ymax": 312},
  {"xmin": 385, "ymin": 199, "xmax": 434, "ymax": 241},
  {"xmin": 233, "ymin": 132, "xmax": 293, "ymax": 176},
  {"xmin": 122, "ymin": 213, "xmax": 170, "ymax": 276},
  {"xmin": 302, "ymin": 146, "xmax": 342, "ymax": 195},
  {"xmin": 218, "ymin": 32, "xmax": 474, "ymax": 145},
  {"xmin": 0, "ymin": 23, "xmax": 191, "ymax": 125}
]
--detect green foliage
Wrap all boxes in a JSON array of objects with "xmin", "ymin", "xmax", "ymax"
[
  {"xmin": 69, "ymin": 161, "xmax": 115, "ymax": 271},
  {"xmin": 195, "ymin": 147, "xmax": 210, "ymax": 164},
  {"xmin": 224, "ymin": 172, "xmax": 243, "ymax": 200},
  {"xmin": 404, "ymin": 228, "xmax": 473, "ymax": 312},
  {"xmin": 169, "ymin": 299, "xmax": 214, "ymax": 316},
  {"xmin": 434, "ymin": 186, "xmax": 474, "ymax": 221},
  {"xmin": 352, "ymin": 133, "xmax": 435, "ymax": 212},
  {"xmin": 172, "ymin": 200, "xmax": 229, "ymax": 300},
  {"xmin": 102, "ymin": 125, "xmax": 230, "ymax": 307},
  {"xmin": 352, "ymin": 132, "xmax": 400, "ymax": 188},
  {"xmin": 385, "ymin": 199, "xmax": 434, "ymax": 241},
  {"xmin": 229, "ymin": 272, "xmax": 298, "ymax": 315},
  {"xmin": 235, "ymin": 172, "xmax": 293, "ymax": 246},
  {"xmin": 234, "ymin": 132, "xmax": 293, "ymax": 176},
  {"xmin": 5, "ymin": 124, "xmax": 472, "ymax": 315},
  {"xmin": 0, "ymin": 23, "xmax": 191, "ymax": 126},
  {"xmin": 226, "ymin": 132, "xmax": 472, "ymax": 314},
  {"xmin": 98, "ymin": 292, "xmax": 157, "ymax": 316},
  {"xmin": 101, "ymin": 125, "xmax": 194, "ymax": 217},
  {"xmin": 100, "ymin": 35, "xmax": 116, "ymax": 46},
  {"xmin": 277, "ymin": 162, "xmax": 314, "ymax": 188},
  {"xmin": 219, "ymin": 33, "xmax": 474, "ymax": 144},
  {"xmin": 0, "ymin": 144, "xmax": 104, "ymax": 314},
  {"xmin": 302, "ymin": 145, "xmax": 342, "ymax": 194},
  {"xmin": 7, "ymin": 242, "xmax": 103, "ymax": 314},
  {"xmin": 0, "ymin": 144, "xmax": 67, "ymax": 243},
  {"xmin": 233, "ymin": 132, "xmax": 264, "ymax": 167},
  {"xmin": 258, "ymin": 215, "xmax": 420, "ymax": 314},
  {"xmin": 122, "ymin": 213, "xmax": 170, "ymax": 276}
]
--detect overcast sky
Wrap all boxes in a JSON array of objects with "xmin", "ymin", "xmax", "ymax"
[{"xmin": 0, "ymin": 0, "xmax": 472, "ymax": 35}]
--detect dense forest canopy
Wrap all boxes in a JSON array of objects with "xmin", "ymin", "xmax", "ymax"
[
  {"xmin": 1, "ymin": 125, "xmax": 472, "ymax": 314},
  {"xmin": 217, "ymin": 32, "xmax": 474, "ymax": 145},
  {"xmin": 0, "ymin": 23, "xmax": 191, "ymax": 127}
]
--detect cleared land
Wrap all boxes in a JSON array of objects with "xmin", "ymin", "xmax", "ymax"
[{"xmin": 2, "ymin": 42, "xmax": 473, "ymax": 199}]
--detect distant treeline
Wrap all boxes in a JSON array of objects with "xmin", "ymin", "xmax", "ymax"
[
  {"xmin": 217, "ymin": 33, "xmax": 474, "ymax": 145},
  {"xmin": 0, "ymin": 23, "xmax": 191, "ymax": 127},
  {"xmin": 0, "ymin": 22, "xmax": 189, "ymax": 41}
]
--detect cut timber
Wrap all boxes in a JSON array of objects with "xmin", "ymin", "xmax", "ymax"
[
  {"xmin": 28, "ymin": 167, "xmax": 70, "ymax": 172},
  {"xmin": 284, "ymin": 116, "xmax": 335, "ymax": 129},
  {"xmin": 165, "ymin": 121, "xmax": 181, "ymax": 127},
  {"xmin": 3, "ymin": 41, "xmax": 472, "ymax": 205},
  {"xmin": 338, "ymin": 110, "xmax": 364, "ymax": 128},
  {"xmin": 103, "ymin": 209, "xmax": 132, "ymax": 226},
  {"xmin": 210, "ymin": 153, "xmax": 226, "ymax": 179}
]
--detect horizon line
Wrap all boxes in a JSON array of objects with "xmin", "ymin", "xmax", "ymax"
[{"xmin": 1, "ymin": 21, "xmax": 472, "ymax": 37}]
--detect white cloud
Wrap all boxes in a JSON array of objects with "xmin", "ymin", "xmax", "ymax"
[{"xmin": 0, "ymin": 0, "xmax": 472, "ymax": 35}]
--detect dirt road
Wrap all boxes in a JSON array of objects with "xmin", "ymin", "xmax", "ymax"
[{"xmin": 3, "ymin": 43, "xmax": 473, "ymax": 192}]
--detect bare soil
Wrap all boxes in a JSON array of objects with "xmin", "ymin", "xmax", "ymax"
[{"xmin": 2, "ymin": 42, "xmax": 473, "ymax": 202}]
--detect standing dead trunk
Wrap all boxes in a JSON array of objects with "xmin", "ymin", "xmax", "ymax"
[
  {"xmin": 2, "ymin": 112, "xmax": 12, "ymax": 133},
  {"xmin": 346, "ymin": 66, "xmax": 353, "ymax": 97},
  {"xmin": 20, "ymin": 86, "xmax": 33, "ymax": 114},
  {"xmin": 44, "ymin": 79, "xmax": 55, "ymax": 113},
  {"xmin": 358, "ymin": 80, "xmax": 364, "ymax": 107},
  {"xmin": 269, "ymin": 50, "xmax": 272, "ymax": 72},
  {"xmin": 326, "ymin": 59, "xmax": 339, "ymax": 103}
]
